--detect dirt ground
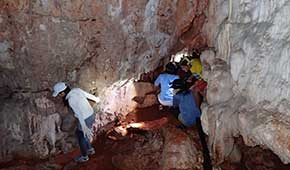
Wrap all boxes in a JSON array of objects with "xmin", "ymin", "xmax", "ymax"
[{"xmin": 0, "ymin": 105, "xmax": 290, "ymax": 170}]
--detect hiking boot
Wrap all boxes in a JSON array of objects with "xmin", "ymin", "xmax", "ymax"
[
  {"xmin": 87, "ymin": 148, "xmax": 95, "ymax": 156},
  {"xmin": 74, "ymin": 155, "xmax": 89, "ymax": 163}
]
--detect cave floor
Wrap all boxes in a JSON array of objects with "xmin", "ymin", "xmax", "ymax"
[{"xmin": 0, "ymin": 105, "xmax": 290, "ymax": 170}]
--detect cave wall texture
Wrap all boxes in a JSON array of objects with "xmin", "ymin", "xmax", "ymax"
[
  {"xmin": 0, "ymin": 0, "xmax": 208, "ymax": 162},
  {"xmin": 202, "ymin": 0, "xmax": 290, "ymax": 164},
  {"xmin": 1, "ymin": 0, "xmax": 290, "ymax": 166}
]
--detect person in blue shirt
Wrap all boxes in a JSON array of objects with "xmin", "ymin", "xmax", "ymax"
[
  {"xmin": 171, "ymin": 79, "xmax": 201, "ymax": 127},
  {"xmin": 154, "ymin": 62, "xmax": 180, "ymax": 107}
]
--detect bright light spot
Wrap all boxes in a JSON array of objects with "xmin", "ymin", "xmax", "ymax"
[
  {"xmin": 127, "ymin": 122, "xmax": 145, "ymax": 128},
  {"xmin": 114, "ymin": 126, "xmax": 128, "ymax": 136},
  {"xmin": 171, "ymin": 48, "xmax": 190, "ymax": 62}
]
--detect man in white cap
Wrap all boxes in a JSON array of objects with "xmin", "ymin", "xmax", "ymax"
[{"xmin": 52, "ymin": 82, "xmax": 100, "ymax": 163}]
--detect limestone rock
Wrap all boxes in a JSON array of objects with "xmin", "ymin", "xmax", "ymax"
[
  {"xmin": 136, "ymin": 94, "xmax": 158, "ymax": 109},
  {"xmin": 201, "ymin": 96, "xmax": 246, "ymax": 164},
  {"xmin": 227, "ymin": 144, "xmax": 242, "ymax": 163},
  {"xmin": 0, "ymin": 93, "xmax": 73, "ymax": 162},
  {"xmin": 61, "ymin": 112, "xmax": 76, "ymax": 132},
  {"xmin": 201, "ymin": 0, "xmax": 290, "ymax": 164},
  {"xmin": 101, "ymin": 80, "xmax": 158, "ymax": 116},
  {"xmin": 161, "ymin": 126, "xmax": 198, "ymax": 170},
  {"xmin": 94, "ymin": 81, "xmax": 158, "ymax": 133},
  {"xmin": 0, "ymin": 0, "xmax": 208, "ymax": 161},
  {"xmin": 112, "ymin": 130, "xmax": 164, "ymax": 170},
  {"xmin": 204, "ymin": 0, "xmax": 290, "ymax": 110},
  {"xmin": 31, "ymin": 113, "xmax": 63, "ymax": 156},
  {"xmin": 239, "ymin": 108, "xmax": 290, "ymax": 164},
  {"xmin": 205, "ymin": 58, "xmax": 234, "ymax": 105},
  {"xmin": 0, "ymin": 0, "xmax": 208, "ymax": 92},
  {"xmin": 111, "ymin": 126, "xmax": 200, "ymax": 170}
]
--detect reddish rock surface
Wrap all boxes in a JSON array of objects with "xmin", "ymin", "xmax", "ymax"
[
  {"xmin": 1, "ymin": 106, "xmax": 290, "ymax": 170},
  {"xmin": 0, "ymin": 0, "xmax": 209, "ymax": 162},
  {"xmin": 0, "ymin": 105, "xmax": 197, "ymax": 170}
]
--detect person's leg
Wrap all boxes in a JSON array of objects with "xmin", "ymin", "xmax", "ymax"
[
  {"xmin": 158, "ymin": 95, "xmax": 173, "ymax": 107},
  {"xmin": 157, "ymin": 94, "xmax": 163, "ymax": 110},
  {"xmin": 84, "ymin": 114, "xmax": 95, "ymax": 154},
  {"xmin": 86, "ymin": 139, "xmax": 93, "ymax": 151},
  {"xmin": 75, "ymin": 129, "xmax": 89, "ymax": 157},
  {"xmin": 74, "ymin": 129, "xmax": 89, "ymax": 162},
  {"xmin": 177, "ymin": 114, "xmax": 187, "ymax": 129},
  {"xmin": 157, "ymin": 95, "xmax": 166, "ymax": 110}
]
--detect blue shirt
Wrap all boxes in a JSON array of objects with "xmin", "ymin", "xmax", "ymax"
[
  {"xmin": 154, "ymin": 73, "xmax": 180, "ymax": 103},
  {"xmin": 173, "ymin": 91, "xmax": 201, "ymax": 127}
]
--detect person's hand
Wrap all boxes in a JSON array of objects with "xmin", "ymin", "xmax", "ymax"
[{"xmin": 82, "ymin": 126, "xmax": 93, "ymax": 142}]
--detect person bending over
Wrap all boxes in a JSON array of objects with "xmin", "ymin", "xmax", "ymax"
[
  {"xmin": 52, "ymin": 82, "xmax": 100, "ymax": 163},
  {"xmin": 171, "ymin": 79, "xmax": 201, "ymax": 127}
]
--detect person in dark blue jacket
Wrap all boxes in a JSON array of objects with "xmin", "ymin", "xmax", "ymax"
[{"xmin": 171, "ymin": 79, "xmax": 201, "ymax": 127}]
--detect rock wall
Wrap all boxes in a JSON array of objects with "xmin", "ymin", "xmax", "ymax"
[
  {"xmin": 0, "ymin": 0, "xmax": 208, "ymax": 162},
  {"xmin": 2, "ymin": 0, "xmax": 290, "ymax": 166},
  {"xmin": 202, "ymin": 0, "xmax": 290, "ymax": 164}
]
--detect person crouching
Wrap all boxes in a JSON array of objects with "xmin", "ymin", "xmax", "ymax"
[
  {"xmin": 171, "ymin": 79, "xmax": 201, "ymax": 128},
  {"xmin": 154, "ymin": 62, "xmax": 180, "ymax": 108}
]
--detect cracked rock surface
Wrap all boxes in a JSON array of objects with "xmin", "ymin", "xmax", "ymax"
[
  {"xmin": 202, "ymin": 0, "xmax": 290, "ymax": 164},
  {"xmin": 2, "ymin": 0, "xmax": 290, "ymax": 167},
  {"xmin": 0, "ymin": 0, "xmax": 208, "ymax": 162}
]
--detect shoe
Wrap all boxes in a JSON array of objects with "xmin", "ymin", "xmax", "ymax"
[
  {"xmin": 158, "ymin": 105, "xmax": 163, "ymax": 111},
  {"xmin": 87, "ymin": 148, "xmax": 95, "ymax": 155},
  {"xmin": 74, "ymin": 155, "xmax": 89, "ymax": 163}
]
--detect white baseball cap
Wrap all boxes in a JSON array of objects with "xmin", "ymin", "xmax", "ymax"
[{"xmin": 52, "ymin": 82, "xmax": 67, "ymax": 97}]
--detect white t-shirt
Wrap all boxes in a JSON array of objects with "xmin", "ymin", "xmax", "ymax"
[{"xmin": 65, "ymin": 88, "xmax": 100, "ymax": 120}]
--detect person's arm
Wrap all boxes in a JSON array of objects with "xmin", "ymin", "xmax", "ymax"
[
  {"xmin": 69, "ymin": 99, "xmax": 93, "ymax": 140},
  {"xmin": 153, "ymin": 76, "xmax": 161, "ymax": 94},
  {"xmin": 80, "ymin": 89, "xmax": 100, "ymax": 103},
  {"xmin": 154, "ymin": 75, "xmax": 161, "ymax": 87}
]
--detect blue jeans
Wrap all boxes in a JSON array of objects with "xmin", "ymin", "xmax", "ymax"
[{"xmin": 75, "ymin": 114, "xmax": 95, "ymax": 156}]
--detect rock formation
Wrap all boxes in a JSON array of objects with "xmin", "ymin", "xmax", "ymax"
[
  {"xmin": 0, "ymin": 0, "xmax": 208, "ymax": 162},
  {"xmin": 202, "ymin": 0, "xmax": 290, "ymax": 164},
  {"xmin": 1, "ymin": 0, "xmax": 290, "ymax": 167}
]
